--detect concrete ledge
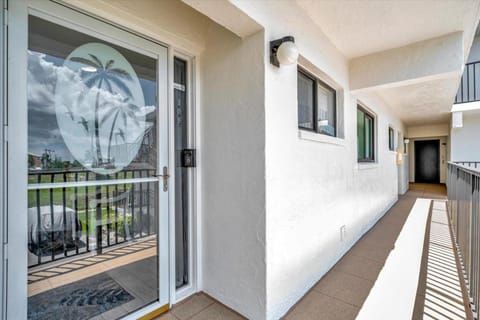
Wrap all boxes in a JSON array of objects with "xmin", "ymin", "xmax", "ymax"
[
  {"xmin": 350, "ymin": 32, "xmax": 463, "ymax": 92},
  {"xmin": 356, "ymin": 198, "xmax": 432, "ymax": 320}
]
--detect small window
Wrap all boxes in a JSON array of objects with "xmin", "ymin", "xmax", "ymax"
[
  {"xmin": 388, "ymin": 127, "xmax": 395, "ymax": 151},
  {"xmin": 357, "ymin": 106, "xmax": 375, "ymax": 162},
  {"xmin": 297, "ymin": 68, "xmax": 336, "ymax": 137}
]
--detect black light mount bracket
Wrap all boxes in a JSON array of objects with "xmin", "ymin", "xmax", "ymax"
[{"xmin": 270, "ymin": 36, "xmax": 295, "ymax": 67}]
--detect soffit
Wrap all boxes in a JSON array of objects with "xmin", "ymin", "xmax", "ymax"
[{"xmin": 296, "ymin": 0, "xmax": 480, "ymax": 59}]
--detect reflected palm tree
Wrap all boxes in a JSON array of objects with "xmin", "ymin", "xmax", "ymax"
[
  {"xmin": 100, "ymin": 97, "xmax": 140, "ymax": 162},
  {"xmin": 70, "ymin": 54, "xmax": 133, "ymax": 168}
]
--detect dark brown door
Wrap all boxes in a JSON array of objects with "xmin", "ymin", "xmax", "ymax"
[{"xmin": 415, "ymin": 140, "xmax": 440, "ymax": 183}]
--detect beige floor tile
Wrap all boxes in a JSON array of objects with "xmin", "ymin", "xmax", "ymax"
[
  {"xmin": 32, "ymin": 271, "xmax": 58, "ymax": 277},
  {"xmin": 171, "ymin": 294, "xmax": 215, "ymax": 320},
  {"xmin": 28, "ymin": 280, "xmax": 52, "ymax": 296},
  {"xmin": 349, "ymin": 242, "xmax": 392, "ymax": 262},
  {"xmin": 153, "ymin": 313, "xmax": 178, "ymax": 320},
  {"xmin": 334, "ymin": 253, "xmax": 384, "ymax": 281},
  {"xmin": 284, "ymin": 291, "xmax": 359, "ymax": 320},
  {"xmin": 313, "ymin": 270, "xmax": 373, "ymax": 307},
  {"xmin": 190, "ymin": 303, "xmax": 245, "ymax": 320}
]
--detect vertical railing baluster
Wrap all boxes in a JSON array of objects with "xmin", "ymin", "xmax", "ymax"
[
  {"xmin": 139, "ymin": 170, "xmax": 143, "ymax": 237},
  {"xmin": 95, "ymin": 174, "xmax": 102, "ymax": 254},
  {"xmin": 124, "ymin": 171, "xmax": 127, "ymax": 242},
  {"xmin": 49, "ymin": 173, "xmax": 55, "ymax": 261},
  {"xmin": 467, "ymin": 64, "xmax": 471, "ymax": 102},
  {"xmin": 85, "ymin": 172, "xmax": 89, "ymax": 251},
  {"xmin": 473, "ymin": 63, "xmax": 477, "ymax": 101},
  {"xmin": 107, "ymin": 183, "xmax": 110, "ymax": 247},
  {"xmin": 74, "ymin": 172, "xmax": 79, "ymax": 255},
  {"xmin": 131, "ymin": 170, "xmax": 135, "ymax": 239},
  {"xmin": 62, "ymin": 173, "xmax": 67, "ymax": 257},
  {"xmin": 147, "ymin": 169, "xmax": 151, "ymax": 236},
  {"xmin": 36, "ymin": 174, "xmax": 41, "ymax": 265},
  {"xmin": 115, "ymin": 172, "xmax": 119, "ymax": 245}
]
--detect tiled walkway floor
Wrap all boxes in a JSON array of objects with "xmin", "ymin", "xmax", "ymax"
[
  {"xmin": 156, "ymin": 184, "xmax": 448, "ymax": 320},
  {"xmin": 155, "ymin": 293, "xmax": 245, "ymax": 320},
  {"xmin": 417, "ymin": 200, "xmax": 467, "ymax": 320},
  {"xmin": 283, "ymin": 184, "xmax": 447, "ymax": 320}
]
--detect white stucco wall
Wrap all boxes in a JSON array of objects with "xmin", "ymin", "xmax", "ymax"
[
  {"xmin": 228, "ymin": 2, "xmax": 408, "ymax": 319},
  {"xmin": 467, "ymin": 36, "xmax": 480, "ymax": 63},
  {"xmin": 22, "ymin": 2, "xmax": 431, "ymax": 319},
  {"xmin": 198, "ymin": 27, "xmax": 267, "ymax": 319},
  {"xmin": 451, "ymin": 110, "xmax": 480, "ymax": 161},
  {"xmin": 398, "ymin": 154, "xmax": 410, "ymax": 195},
  {"xmin": 408, "ymin": 124, "xmax": 450, "ymax": 138}
]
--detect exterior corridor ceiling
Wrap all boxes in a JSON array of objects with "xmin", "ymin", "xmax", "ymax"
[{"xmin": 296, "ymin": 0, "xmax": 480, "ymax": 59}]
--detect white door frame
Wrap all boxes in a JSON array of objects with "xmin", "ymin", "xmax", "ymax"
[
  {"xmin": 171, "ymin": 51, "xmax": 198, "ymax": 303},
  {"xmin": 49, "ymin": 2, "xmax": 201, "ymax": 306},
  {"xmin": 0, "ymin": 0, "xmax": 6, "ymax": 318},
  {"xmin": 6, "ymin": 1, "xmax": 171, "ymax": 318}
]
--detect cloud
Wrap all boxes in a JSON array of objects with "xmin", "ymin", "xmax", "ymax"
[{"xmin": 27, "ymin": 49, "xmax": 157, "ymax": 172}]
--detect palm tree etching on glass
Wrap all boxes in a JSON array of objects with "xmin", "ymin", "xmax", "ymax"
[{"xmin": 70, "ymin": 53, "xmax": 139, "ymax": 170}]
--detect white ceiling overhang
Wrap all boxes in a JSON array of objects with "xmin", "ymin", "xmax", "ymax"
[{"xmin": 295, "ymin": 0, "xmax": 480, "ymax": 127}]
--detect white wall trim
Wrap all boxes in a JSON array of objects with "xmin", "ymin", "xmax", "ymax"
[
  {"xmin": 298, "ymin": 130, "xmax": 346, "ymax": 146},
  {"xmin": 0, "ymin": 0, "xmax": 5, "ymax": 318}
]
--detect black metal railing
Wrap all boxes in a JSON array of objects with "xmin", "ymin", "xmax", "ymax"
[
  {"xmin": 27, "ymin": 168, "xmax": 157, "ymax": 267},
  {"xmin": 455, "ymin": 61, "xmax": 480, "ymax": 104},
  {"xmin": 447, "ymin": 162, "xmax": 480, "ymax": 317},
  {"xmin": 454, "ymin": 161, "xmax": 480, "ymax": 169}
]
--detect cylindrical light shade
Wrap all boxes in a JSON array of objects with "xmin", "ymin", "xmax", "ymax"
[
  {"xmin": 276, "ymin": 41, "xmax": 299, "ymax": 66},
  {"xmin": 452, "ymin": 111, "xmax": 463, "ymax": 128}
]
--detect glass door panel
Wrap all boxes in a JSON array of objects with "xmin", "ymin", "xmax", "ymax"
[{"xmin": 26, "ymin": 14, "xmax": 166, "ymax": 320}]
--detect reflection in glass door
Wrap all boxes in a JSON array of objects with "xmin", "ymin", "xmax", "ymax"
[{"xmin": 26, "ymin": 14, "xmax": 167, "ymax": 320}]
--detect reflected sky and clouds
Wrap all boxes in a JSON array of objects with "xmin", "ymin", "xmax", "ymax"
[{"xmin": 28, "ymin": 16, "xmax": 158, "ymax": 175}]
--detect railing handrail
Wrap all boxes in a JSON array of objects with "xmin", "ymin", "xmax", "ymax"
[
  {"xmin": 447, "ymin": 162, "xmax": 480, "ymax": 316},
  {"xmin": 465, "ymin": 60, "xmax": 480, "ymax": 66},
  {"xmin": 454, "ymin": 61, "xmax": 480, "ymax": 104},
  {"xmin": 449, "ymin": 161, "xmax": 480, "ymax": 176},
  {"xmin": 28, "ymin": 166, "xmax": 155, "ymax": 175}
]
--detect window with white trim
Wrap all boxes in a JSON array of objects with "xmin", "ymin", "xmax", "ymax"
[
  {"xmin": 297, "ymin": 67, "xmax": 336, "ymax": 137},
  {"xmin": 357, "ymin": 105, "xmax": 375, "ymax": 162}
]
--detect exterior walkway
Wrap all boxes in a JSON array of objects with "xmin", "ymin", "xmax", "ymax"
[
  {"xmin": 156, "ymin": 184, "xmax": 458, "ymax": 320},
  {"xmin": 283, "ymin": 184, "xmax": 447, "ymax": 320},
  {"xmin": 415, "ymin": 200, "xmax": 469, "ymax": 320}
]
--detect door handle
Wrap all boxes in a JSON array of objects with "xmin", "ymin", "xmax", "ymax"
[{"xmin": 152, "ymin": 166, "xmax": 170, "ymax": 192}]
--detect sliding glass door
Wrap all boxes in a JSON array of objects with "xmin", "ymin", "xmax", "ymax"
[{"xmin": 8, "ymin": 2, "xmax": 169, "ymax": 319}]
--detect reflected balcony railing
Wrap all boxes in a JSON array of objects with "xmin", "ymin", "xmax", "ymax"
[{"xmin": 27, "ymin": 167, "xmax": 157, "ymax": 267}]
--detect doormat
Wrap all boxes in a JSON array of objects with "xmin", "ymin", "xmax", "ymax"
[{"xmin": 28, "ymin": 272, "xmax": 134, "ymax": 320}]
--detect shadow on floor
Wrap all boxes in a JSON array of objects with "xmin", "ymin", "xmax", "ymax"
[{"xmin": 156, "ymin": 184, "xmax": 449, "ymax": 320}]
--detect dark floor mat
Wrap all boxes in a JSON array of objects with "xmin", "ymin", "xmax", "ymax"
[{"xmin": 28, "ymin": 272, "xmax": 134, "ymax": 320}]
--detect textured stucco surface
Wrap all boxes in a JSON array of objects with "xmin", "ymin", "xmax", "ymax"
[
  {"xmin": 198, "ymin": 27, "xmax": 267, "ymax": 320},
  {"xmin": 14, "ymin": 1, "xmax": 480, "ymax": 320},
  {"xmin": 295, "ymin": 0, "xmax": 480, "ymax": 59},
  {"xmin": 451, "ymin": 110, "xmax": 480, "ymax": 161},
  {"xmin": 227, "ymin": 2, "xmax": 408, "ymax": 319}
]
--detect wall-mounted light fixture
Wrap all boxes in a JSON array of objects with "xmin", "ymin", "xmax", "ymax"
[
  {"xmin": 404, "ymin": 138, "xmax": 410, "ymax": 144},
  {"xmin": 452, "ymin": 111, "xmax": 463, "ymax": 128},
  {"xmin": 270, "ymin": 36, "xmax": 299, "ymax": 67}
]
